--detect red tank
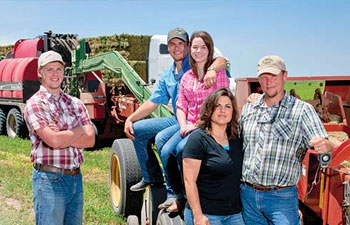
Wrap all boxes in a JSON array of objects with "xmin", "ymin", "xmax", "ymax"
[
  {"xmin": 0, "ymin": 57, "xmax": 39, "ymax": 101},
  {"xmin": 13, "ymin": 38, "xmax": 43, "ymax": 58}
]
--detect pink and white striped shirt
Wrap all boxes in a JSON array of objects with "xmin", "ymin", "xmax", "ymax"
[{"xmin": 176, "ymin": 69, "xmax": 230, "ymax": 124}]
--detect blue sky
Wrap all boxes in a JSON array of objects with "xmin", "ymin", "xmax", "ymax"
[{"xmin": 0, "ymin": 0, "xmax": 349, "ymax": 77}]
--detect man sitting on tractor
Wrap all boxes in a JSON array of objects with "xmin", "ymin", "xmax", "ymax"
[{"xmin": 124, "ymin": 27, "xmax": 227, "ymax": 209}]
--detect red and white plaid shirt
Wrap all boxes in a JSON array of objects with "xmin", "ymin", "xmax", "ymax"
[
  {"xmin": 176, "ymin": 69, "xmax": 229, "ymax": 124},
  {"xmin": 24, "ymin": 86, "xmax": 92, "ymax": 169}
]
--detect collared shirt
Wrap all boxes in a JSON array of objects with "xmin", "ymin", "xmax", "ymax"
[
  {"xmin": 176, "ymin": 69, "xmax": 229, "ymax": 124},
  {"xmin": 149, "ymin": 55, "xmax": 191, "ymax": 114},
  {"xmin": 239, "ymin": 92, "xmax": 327, "ymax": 186},
  {"xmin": 24, "ymin": 86, "xmax": 92, "ymax": 169}
]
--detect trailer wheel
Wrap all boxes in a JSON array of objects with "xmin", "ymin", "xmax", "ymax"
[
  {"xmin": 6, "ymin": 108, "xmax": 27, "ymax": 138},
  {"xmin": 127, "ymin": 215, "xmax": 139, "ymax": 225},
  {"xmin": 0, "ymin": 108, "xmax": 6, "ymax": 135},
  {"xmin": 156, "ymin": 209, "xmax": 185, "ymax": 225},
  {"xmin": 109, "ymin": 138, "xmax": 143, "ymax": 217}
]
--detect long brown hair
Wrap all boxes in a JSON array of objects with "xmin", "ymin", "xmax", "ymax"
[
  {"xmin": 189, "ymin": 31, "xmax": 214, "ymax": 79},
  {"xmin": 197, "ymin": 88, "xmax": 239, "ymax": 139}
]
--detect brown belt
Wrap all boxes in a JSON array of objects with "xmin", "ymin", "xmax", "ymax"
[
  {"xmin": 244, "ymin": 182, "xmax": 291, "ymax": 192},
  {"xmin": 34, "ymin": 164, "xmax": 80, "ymax": 176}
]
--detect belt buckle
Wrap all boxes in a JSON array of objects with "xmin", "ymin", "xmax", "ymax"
[{"xmin": 33, "ymin": 163, "xmax": 40, "ymax": 170}]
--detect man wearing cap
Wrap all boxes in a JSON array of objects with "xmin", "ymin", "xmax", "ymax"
[
  {"xmin": 239, "ymin": 55, "xmax": 336, "ymax": 224},
  {"xmin": 124, "ymin": 27, "xmax": 227, "ymax": 200},
  {"xmin": 24, "ymin": 50, "xmax": 95, "ymax": 225}
]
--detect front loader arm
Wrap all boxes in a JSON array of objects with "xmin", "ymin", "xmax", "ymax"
[{"xmin": 73, "ymin": 41, "xmax": 172, "ymax": 118}]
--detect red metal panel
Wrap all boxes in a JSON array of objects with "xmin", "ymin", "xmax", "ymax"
[
  {"xmin": 0, "ymin": 60, "xmax": 8, "ymax": 97},
  {"xmin": 80, "ymin": 89, "xmax": 106, "ymax": 120},
  {"xmin": 326, "ymin": 169, "xmax": 348, "ymax": 225},
  {"xmin": 325, "ymin": 85, "xmax": 349, "ymax": 102},
  {"xmin": 87, "ymin": 71, "xmax": 102, "ymax": 80},
  {"xmin": 13, "ymin": 38, "xmax": 43, "ymax": 58}
]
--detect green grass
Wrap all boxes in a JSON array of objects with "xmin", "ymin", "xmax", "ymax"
[
  {"xmin": 0, "ymin": 136, "xmax": 126, "ymax": 225},
  {"xmin": 285, "ymin": 80, "xmax": 325, "ymax": 100}
]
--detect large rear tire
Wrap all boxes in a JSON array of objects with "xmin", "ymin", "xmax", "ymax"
[
  {"xmin": 156, "ymin": 209, "xmax": 185, "ymax": 225},
  {"xmin": 6, "ymin": 108, "xmax": 27, "ymax": 138},
  {"xmin": 0, "ymin": 108, "xmax": 6, "ymax": 135},
  {"xmin": 109, "ymin": 138, "xmax": 143, "ymax": 218}
]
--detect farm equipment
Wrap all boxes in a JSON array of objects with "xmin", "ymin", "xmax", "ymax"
[
  {"xmin": 9, "ymin": 30, "xmax": 350, "ymax": 224},
  {"xmin": 0, "ymin": 31, "xmax": 184, "ymax": 224},
  {"xmin": 236, "ymin": 76, "xmax": 350, "ymax": 225},
  {"xmin": 0, "ymin": 31, "xmax": 172, "ymax": 140}
]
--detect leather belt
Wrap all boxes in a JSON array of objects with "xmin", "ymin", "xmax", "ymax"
[
  {"xmin": 244, "ymin": 182, "xmax": 291, "ymax": 192},
  {"xmin": 34, "ymin": 164, "xmax": 80, "ymax": 176}
]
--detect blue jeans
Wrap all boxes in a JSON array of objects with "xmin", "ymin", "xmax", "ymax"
[
  {"xmin": 32, "ymin": 168, "xmax": 83, "ymax": 225},
  {"xmin": 133, "ymin": 116, "xmax": 179, "ymax": 184},
  {"xmin": 240, "ymin": 183, "xmax": 300, "ymax": 225},
  {"xmin": 184, "ymin": 207, "xmax": 245, "ymax": 225},
  {"xmin": 158, "ymin": 129, "xmax": 193, "ymax": 198}
]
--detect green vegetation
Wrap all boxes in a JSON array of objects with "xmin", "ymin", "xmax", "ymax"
[
  {"xmin": 0, "ymin": 136, "xmax": 125, "ymax": 225},
  {"xmin": 284, "ymin": 80, "xmax": 324, "ymax": 100}
]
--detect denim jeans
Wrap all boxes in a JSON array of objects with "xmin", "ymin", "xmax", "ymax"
[
  {"xmin": 133, "ymin": 116, "xmax": 179, "ymax": 184},
  {"xmin": 158, "ymin": 129, "xmax": 193, "ymax": 198},
  {"xmin": 32, "ymin": 168, "xmax": 83, "ymax": 225},
  {"xmin": 240, "ymin": 183, "xmax": 300, "ymax": 225},
  {"xmin": 184, "ymin": 207, "xmax": 245, "ymax": 225}
]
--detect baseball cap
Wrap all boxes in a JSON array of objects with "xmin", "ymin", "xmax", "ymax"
[
  {"xmin": 38, "ymin": 50, "xmax": 65, "ymax": 68},
  {"xmin": 257, "ymin": 55, "xmax": 286, "ymax": 76},
  {"xmin": 167, "ymin": 27, "xmax": 189, "ymax": 43}
]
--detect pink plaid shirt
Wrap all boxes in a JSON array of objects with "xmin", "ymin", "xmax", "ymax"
[
  {"xmin": 176, "ymin": 69, "xmax": 229, "ymax": 124},
  {"xmin": 24, "ymin": 86, "xmax": 92, "ymax": 169}
]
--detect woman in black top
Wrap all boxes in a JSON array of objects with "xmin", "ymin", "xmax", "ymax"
[{"xmin": 183, "ymin": 88, "xmax": 244, "ymax": 225}]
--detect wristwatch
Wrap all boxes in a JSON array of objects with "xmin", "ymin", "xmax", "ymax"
[{"xmin": 207, "ymin": 66, "xmax": 217, "ymax": 72}]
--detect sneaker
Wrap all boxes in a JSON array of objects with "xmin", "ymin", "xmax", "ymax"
[
  {"xmin": 130, "ymin": 179, "xmax": 151, "ymax": 191},
  {"xmin": 158, "ymin": 197, "xmax": 176, "ymax": 209}
]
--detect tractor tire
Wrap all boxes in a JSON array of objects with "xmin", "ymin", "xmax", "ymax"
[
  {"xmin": 109, "ymin": 138, "xmax": 143, "ymax": 218},
  {"xmin": 156, "ymin": 209, "xmax": 185, "ymax": 225},
  {"xmin": 141, "ymin": 185, "xmax": 167, "ymax": 225},
  {"xmin": 6, "ymin": 108, "xmax": 27, "ymax": 138},
  {"xmin": 127, "ymin": 215, "xmax": 139, "ymax": 225},
  {"xmin": 0, "ymin": 108, "xmax": 6, "ymax": 135}
]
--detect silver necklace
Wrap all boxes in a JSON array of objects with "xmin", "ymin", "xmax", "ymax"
[{"xmin": 211, "ymin": 133, "xmax": 228, "ymax": 142}]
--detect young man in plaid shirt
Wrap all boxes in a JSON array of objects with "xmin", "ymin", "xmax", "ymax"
[{"xmin": 24, "ymin": 51, "xmax": 95, "ymax": 225}]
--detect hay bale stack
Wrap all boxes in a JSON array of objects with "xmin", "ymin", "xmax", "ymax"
[
  {"xmin": 129, "ymin": 60, "xmax": 147, "ymax": 81},
  {"xmin": 84, "ymin": 34, "xmax": 151, "ymax": 81},
  {"xmin": 0, "ymin": 45, "xmax": 13, "ymax": 57}
]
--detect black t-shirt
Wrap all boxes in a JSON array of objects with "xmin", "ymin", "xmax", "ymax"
[{"xmin": 182, "ymin": 128, "xmax": 243, "ymax": 216}]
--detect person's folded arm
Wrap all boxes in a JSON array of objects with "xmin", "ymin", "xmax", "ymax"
[
  {"xmin": 36, "ymin": 125, "xmax": 85, "ymax": 149},
  {"xmin": 70, "ymin": 124, "xmax": 95, "ymax": 148}
]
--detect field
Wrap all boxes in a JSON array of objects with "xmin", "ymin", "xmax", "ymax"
[
  {"xmin": 0, "ymin": 136, "xmax": 126, "ymax": 225},
  {"xmin": 284, "ymin": 80, "xmax": 324, "ymax": 100}
]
